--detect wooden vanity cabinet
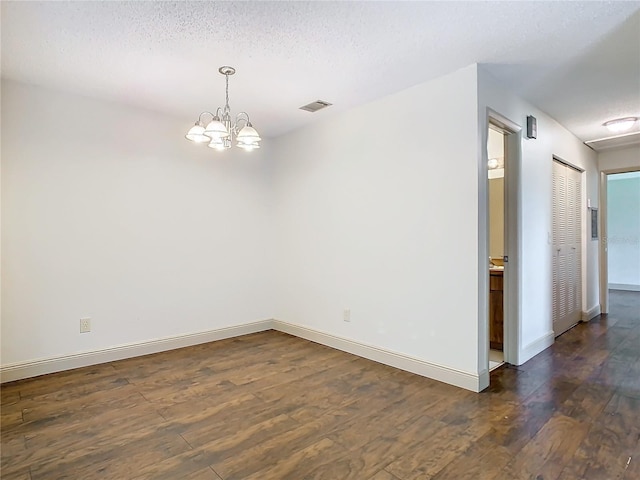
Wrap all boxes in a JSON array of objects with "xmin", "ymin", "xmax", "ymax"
[{"xmin": 489, "ymin": 270, "xmax": 504, "ymax": 351}]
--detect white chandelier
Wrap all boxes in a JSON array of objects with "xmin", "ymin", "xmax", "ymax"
[{"xmin": 185, "ymin": 66, "xmax": 261, "ymax": 151}]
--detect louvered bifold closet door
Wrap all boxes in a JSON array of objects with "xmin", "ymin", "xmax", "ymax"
[{"xmin": 552, "ymin": 160, "xmax": 583, "ymax": 335}]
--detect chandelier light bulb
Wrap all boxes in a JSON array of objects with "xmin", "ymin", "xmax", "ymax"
[
  {"xmin": 238, "ymin": 141, "xmax": 260, "ymax": 151},
  {"xmin": 207, "ymin": 138, "xmax": 227, "ymax": 150},
  {"xmin": 204, "ymin": 119, "xmax": 230, "ymax": 139},
  {"xmin": 185, "ymin": 124, "xmax": 210, "ymax": 143},
  {"xmin": 237, "ymin": 125, "xmax": 261, "ymax": 142}
]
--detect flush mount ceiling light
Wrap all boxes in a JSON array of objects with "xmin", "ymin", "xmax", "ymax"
[
  {"xmin": 603, "ymin": 117, "xmax": 638, "ymax": 134},
  {"xmin": 185, "ymin": 66, "xmax": 261, "ymax": 151}
]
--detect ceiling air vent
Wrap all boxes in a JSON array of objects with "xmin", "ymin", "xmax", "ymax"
[{"xmin": 299, "ymin": 100, "xmax": 332, "ymax": 113}]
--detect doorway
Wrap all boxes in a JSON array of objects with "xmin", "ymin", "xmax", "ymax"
[
  {"xmin": 600, "ymin": 168, "xmax": 640, "ymax": 313},
  {"xmin": 488, "ymin": 126, "xmax": 506, "ymax": 370},
  {"xmin": 485, "ymin": 112, "xmax": 520, "ymax": 384},
  {"xmin": 552, "ymin": 159, "xmax": 583, "ymax": 336}
]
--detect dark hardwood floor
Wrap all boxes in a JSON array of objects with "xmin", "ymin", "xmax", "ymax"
[{"xmin": 2, "ymin": 290, "xmax": 639, "ymax": 479}]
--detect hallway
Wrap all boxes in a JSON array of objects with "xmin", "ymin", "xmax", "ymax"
[{"xmin": 487, "ymin": 289, "xmax": 640, "ymax": 478}]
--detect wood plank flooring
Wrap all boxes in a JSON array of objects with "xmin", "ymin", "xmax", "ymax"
[{"xmin": 2, "ymin": 290, "xmax": 639, "ymax": 479}]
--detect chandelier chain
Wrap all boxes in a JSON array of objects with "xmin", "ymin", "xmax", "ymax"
[{"xmin": 225, "ymin": 73, "xmax": 230, "ymax": 112}]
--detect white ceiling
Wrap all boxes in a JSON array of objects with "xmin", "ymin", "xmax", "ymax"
[{"xmin": 2, "ymin": 1, "xmax": 639, "ymax": 147}]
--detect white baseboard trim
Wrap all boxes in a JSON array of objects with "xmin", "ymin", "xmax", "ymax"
[
  {"xmin": 0, "ymin": 320, "xmax": 272, "ymax": 384},
  {"xmin": 609, "ymin": 283, "xmax": 640, "ymax": 292},
  {"xmin": 2, "ymin": 318, "xmax": 484, "ymax": 392},
  {"xmin": 519, "ymin": 331, "xmax": 555, "ymax": 365},
  {"xmin": 477, "ymin": 368, "xmax": 490, "ymax": 392},
  {"xmin": 273, "ymin": 320, "xmax": 483, "ymax": 392},
  {"xmin": 582, "ymin": 304, "xmax": 601, "ymax": 322}
]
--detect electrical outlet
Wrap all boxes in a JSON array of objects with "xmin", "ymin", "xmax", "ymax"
[
  {"xmin": 343, "ymin": 309, "xmax": 351, "ymax": 322},
  {"xmin": 80, "ymin": 317, "xmax": 91, "ymax": 333}
]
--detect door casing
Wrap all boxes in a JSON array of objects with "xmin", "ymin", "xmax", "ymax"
[
  {"xmin": 485, "ymin": 109, "xmax": 521, "ymax": 376},
  {"xmin": 599, "ymin": 167, "xmax": 640, "ymax": 314}
]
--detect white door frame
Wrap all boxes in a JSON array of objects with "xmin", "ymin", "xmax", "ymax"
[
  {"xmin": 485, "ymin": 109, "xmax": 521, "ymax": 371},
  {"xmin": 599, "ymin": 166, "xmax": 640, "ymax": 314}
]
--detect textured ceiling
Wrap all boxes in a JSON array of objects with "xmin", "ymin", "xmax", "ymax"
[{"xmin": 2, "ymin": 1, "xmax": 639, "ymax": 146}]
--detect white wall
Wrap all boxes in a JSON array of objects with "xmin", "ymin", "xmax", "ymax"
[
  {"xmin": 1, "ymin": 80, "xmax": 276, "ymax": 367},
  {"xmin": 488, "ymin": 177, "xmax": 504, "ymax": 258},
  {"xmin": 477, "ymin": 66, "xmax": 600, "ymax": 365},
  {"xmin": 607, "ymin": 172, "xmax": 640, "ymax": 290},
  {"xmin": 599, "ymin": 145, "xmax": 640, "ymax": 171},
  {"xmin": 273, "ymin": 65, "xmax": 482, "ymax": 388}
]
